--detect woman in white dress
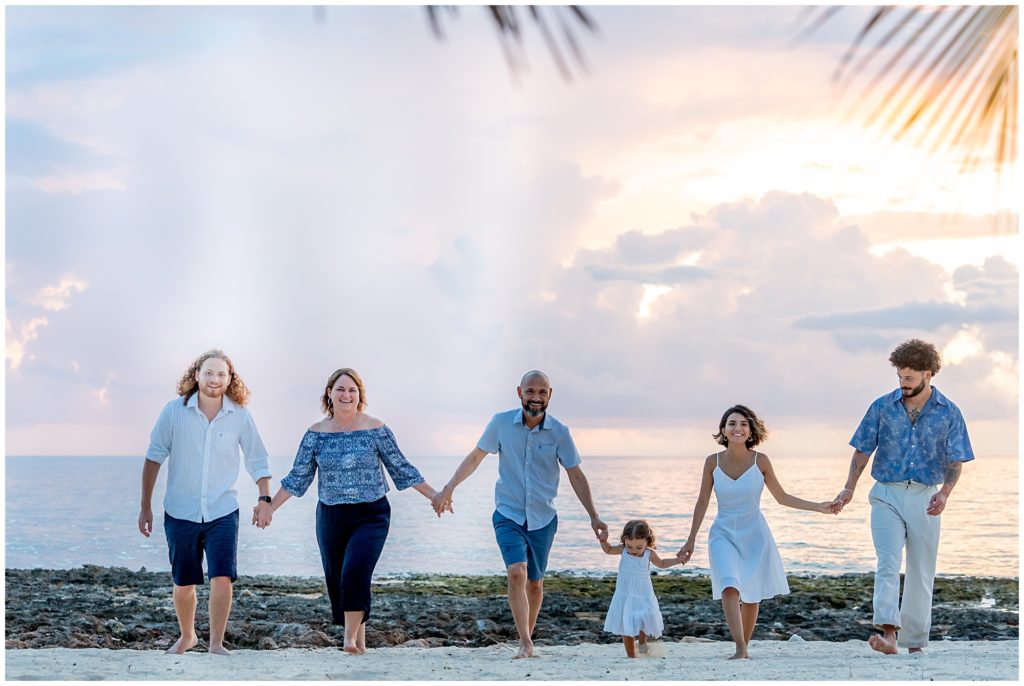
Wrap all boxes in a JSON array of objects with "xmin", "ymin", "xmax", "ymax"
[{"xmin": 678, "ymin": 405, "xmax": 839, "ymax": 659}]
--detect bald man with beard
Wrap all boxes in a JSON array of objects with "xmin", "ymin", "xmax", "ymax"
[{"xmin": 433, "ymin": 371, "xmax": 607, "ymax": 659}]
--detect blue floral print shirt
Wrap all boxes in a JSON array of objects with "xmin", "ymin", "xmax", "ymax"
[
  {"xmin": 280, "ymin": 426, "xmax": 424, "ymax": 504},
  {"xmin": 849, "ymin": 386, "xmax": 974, "ymax": 486}
]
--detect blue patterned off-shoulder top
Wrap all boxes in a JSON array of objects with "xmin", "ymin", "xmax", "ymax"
[{"xmin": 280, "ymin": 426, "xmax": 425, "ymax": 504}]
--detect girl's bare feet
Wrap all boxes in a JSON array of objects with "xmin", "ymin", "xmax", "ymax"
[
  {"xmin": 727, "ymin": 649, "xmax": 749, "ymax": 660},
  {"xmin": 208, "ymin": 644, "xmax": 232, "ymax": 656}
]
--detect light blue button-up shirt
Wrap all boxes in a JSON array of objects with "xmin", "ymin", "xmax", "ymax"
[
  {"xmin": 146, "ymin": 394, "xmax": 272, "ymax": 523},
  {"xmin": 477, "ymin": 408, "xmax": 582, "ymax": 531},
  {"xmin": 850, "ymin": 385, "xmax": 974, "ymax": 486}
]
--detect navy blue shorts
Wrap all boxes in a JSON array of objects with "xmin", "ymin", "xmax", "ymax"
[
  {"xmin": 492, "ymin": 511, "xmax": 558, "ymax": 581},
  {"xmin": 163, "ymin": 509, "xmax": 239, "ymax": 586}
]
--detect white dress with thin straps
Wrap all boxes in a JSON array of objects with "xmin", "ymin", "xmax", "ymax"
[
  {"xmin": 708, "ymin": 452, "xmax": 790, "ymax": 602},
  {"xmin": 602, "ymin": 548, "xmax": 665, "ymax": 638}
]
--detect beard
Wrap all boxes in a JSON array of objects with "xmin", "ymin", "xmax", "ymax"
[
  {"xmin": 522, "ymin": 399, "xmax": 548, "ymax": 417},
  {"xmin": 199, "ymin": 383, "xmax": 226, "ymax": 399},
  {"xmin": 901, "ymin": 378, "xmax": 927, "ymax": 398}
]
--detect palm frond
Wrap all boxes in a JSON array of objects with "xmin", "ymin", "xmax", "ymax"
[
  {"xmin": 426, "ymin": 5, "xmax": 597, "ymax": 82},
  {"xmin": 800, "ymin": 6, "xmax": 1019, "ymax": 173}
]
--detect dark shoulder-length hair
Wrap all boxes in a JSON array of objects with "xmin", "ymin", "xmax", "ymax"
[{"xmin": 713, "ymin": 404, "xmax": 768, "ymax": 449}]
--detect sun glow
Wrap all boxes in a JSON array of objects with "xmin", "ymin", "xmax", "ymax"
[{"xmin": 636, "ymin": 284, "xmax": 672, "ymax": 320}]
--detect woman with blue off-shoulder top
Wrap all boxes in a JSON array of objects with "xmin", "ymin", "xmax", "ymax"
[{"xmin": 263, "ymin": 367, "xmax": 449, "ymax": 655}]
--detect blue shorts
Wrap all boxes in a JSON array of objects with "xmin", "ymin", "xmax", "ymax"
[
  {"xmin": 163, "ymin": 509, "xmax": 239, "ymax": 586},
  {"xmin": 492, "ymin": 511, "xmax": 558, "ymax": 581}
]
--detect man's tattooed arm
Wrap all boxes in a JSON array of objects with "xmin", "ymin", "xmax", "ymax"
[{"xmin": 939, "ymin": 462, "xmax": 962, "ymax": 497}]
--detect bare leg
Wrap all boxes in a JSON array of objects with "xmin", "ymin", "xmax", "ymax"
[
  {"xmin": 166, "ymin": 584, "xmax": 198, "ymax": 654},
  {"xmin": 623, "ymin": 635, "xmax": 637, "ymax": 658},
  {"xmin": 506, "ymin": 563, "xmax": 534, "ymax": 659},
  {"xmin": 741, "ymin": 602, "xmax": 760, "ymax": 645},
  {"xmin": 343, "ymin": 611, "xmax": 364, "ymax": 654},
  {"xmin": 638, "ymin": 630, "xmax": 649, "ymax": 654},
  {"xmin": 721, "ymin": 588, "xmax": 749, "ymax": 659},
  {"xmin": 207, "ymin": 577, "xmax": 233, "ymax": 655},
  {"xmin": 869, "ymin": 625, "xmax": 899, "ymax": 654},
  {"xmin": 526, "ymin": 579, "xmax": 544, "ymax": 639},
  {"xmin": 356, "ymin": 622, "xmax": 367, "ymax": 653}
]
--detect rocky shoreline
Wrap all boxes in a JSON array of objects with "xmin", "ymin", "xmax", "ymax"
[{"xmin": 5, "ymin": 566, "xmax": 1017, "ymax": 652}]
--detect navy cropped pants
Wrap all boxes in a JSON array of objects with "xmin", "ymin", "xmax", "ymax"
[{"xmin": 315, "ymin": 497, "xmax": 391, "ymax": 625}]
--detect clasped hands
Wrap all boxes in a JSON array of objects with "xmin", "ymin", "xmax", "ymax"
[
  {"xmin": 251, "ymin": 501, "xmax": 273, "ymax": 529},
  {"xmin": 430, "ymin": 486, "xmax": 455, "ymax": 517}
]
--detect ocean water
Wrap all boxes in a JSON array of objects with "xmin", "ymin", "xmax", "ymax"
[{"xmin": 4, "ymin": 454, "xmax": 1018, "ymax": 578}]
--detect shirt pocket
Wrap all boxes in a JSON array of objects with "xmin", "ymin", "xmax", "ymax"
[
  {"xmin": 535, "ymin": 442, "xmax": 557, "ymax": 460},
  {"xmin": 215, "ymin": 431, "xmax": 238, "ymax": 458}
]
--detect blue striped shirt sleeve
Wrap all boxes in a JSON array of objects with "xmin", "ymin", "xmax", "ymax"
[
  {"xmin": 281, "ymin": 431, "xmax": 319, "ymax": 497},
  {"xmin": 374, "ymin": 426, "xmax": 424, "ymax": 490},
  {"xmin": 239, "ymin": 409, "xmax": 272, "ymax": 482},
  {"xmin": 145, "ymin": 401, "xmax": 174, "ymax": 464}
]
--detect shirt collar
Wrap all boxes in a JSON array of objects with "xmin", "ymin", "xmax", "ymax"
[
  {"xmin": 186, "ymin": 392, "xmax": 237, "ymax": 415},
  {"xmin": 513, "ymin": 409, "xmax": 547, "ymax": 431},
  {"xmin": 887, "ymin": 385, "xmax": 946, "ymax": 407}
]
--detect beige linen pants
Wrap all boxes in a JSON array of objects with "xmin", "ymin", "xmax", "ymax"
[{"xmin": 869, "ymin": 480, "xmax": 941, "ymax": 648}]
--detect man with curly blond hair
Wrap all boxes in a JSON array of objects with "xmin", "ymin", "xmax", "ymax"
[
  {"xmin": 833, "ymin": 339, "xmax": 974, "ymax": 655},
  {"xmin": 138, "ymin": 349, "xmax": 273, "ymax": 655}
]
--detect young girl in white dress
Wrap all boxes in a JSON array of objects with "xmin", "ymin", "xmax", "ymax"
[
  {"xmin": 599, "ymin": 520, "xmax": 684, "ymax": 657},
  {"xmin": 678, "ymin": 405, "xmax": 839, "ymax": 660}
]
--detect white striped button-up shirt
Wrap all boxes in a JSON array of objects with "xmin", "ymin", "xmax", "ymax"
[{"xmin": 146, "ymin": 394, "xmax": 272, "ymax": 523}]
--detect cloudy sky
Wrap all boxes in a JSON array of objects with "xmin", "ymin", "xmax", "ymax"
[{"xmin": 6, "ymin": 6, "xmax": 1018, "ymax": 459}]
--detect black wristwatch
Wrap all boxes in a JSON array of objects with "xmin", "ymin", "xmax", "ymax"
[{"xmin": 257, "ymin": 496, "xmax": 272, "ymax": 504}]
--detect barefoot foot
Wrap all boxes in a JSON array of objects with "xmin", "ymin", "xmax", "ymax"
[
  {"xmin": 164, "ymin": 636, "xmax": 198, "ymax": 655},
  {"xmin": 343, "ymin": 637, "xmax": 361, "ymax": 655},
  {"xmin": 868, "ymin": 634, "xmax": 899, "ymax": 655},
  {"xmin": 513, "ymin": 641, "xmax": 534, "ymax": 659},
  {"xmin": 208, "ymin": 644, "xmax": 232, "ymax": 656},
  {"xmin": 727, "ymin": 650, "xmax": 749, "ymax": 660}
]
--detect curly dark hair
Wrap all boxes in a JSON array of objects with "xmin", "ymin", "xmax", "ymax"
[
  {"xmin": 713, "ymin": 404, "xmax": 768, "ymax": 449},
  {"xmin": 177, "ymin": 349, "xmax": 250, "ymax": 407},
  {"xmin": 889, "ymin": 339, "xmax": 941, "ymax": 375},
  {"xmin": 619, "ymin": 519, "xmax": 656, "ymax": 548}
]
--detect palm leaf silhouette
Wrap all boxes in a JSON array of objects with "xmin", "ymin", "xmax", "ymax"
[
  {"xmin": 802, "ymin": 6, "xmax": 1018, "ymax": 173},
  {"xmin": 426, "ymin": 5, "xmax": 597, "ymax": 82}
]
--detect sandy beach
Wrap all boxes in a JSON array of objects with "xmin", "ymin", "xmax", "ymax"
[{"xmin": 4, "ymin": 640, "xmax": 1018, "ymax": 680}]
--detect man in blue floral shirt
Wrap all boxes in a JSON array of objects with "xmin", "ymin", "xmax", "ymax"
[{"xmin": 834, "ymin": 339, "xmax": 974, "ymax": 655}]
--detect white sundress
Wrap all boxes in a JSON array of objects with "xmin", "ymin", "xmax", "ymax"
[
  {"xmin": 603, "ymin": 548, "xmax": 665, "ymax": 638},
  {"xmin": 708, "ymin": 452, "xmax": 790, "ymax": 603}
]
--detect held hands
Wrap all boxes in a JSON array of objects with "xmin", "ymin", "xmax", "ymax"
[
  {"xmin": 677, "ymin": 539, "xmax": 694, "ymax": 565},
  {"xmin": 831, "ymin": 488, "xmax": 854, "ymax": 512},
  {"xmin": 818, "ymin": 500, "xmax": 843, "ymax": 515},
  {"xmin": 590, "ymin": 517, "xmax": 608, "ymax": 540},
  {"xmin": 251, "ymin": 501, "xmax": 273, "ymax": 529},
  {"xmin": 430, "ymin": 486, "xmax": 454, "ymax": 517}
]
